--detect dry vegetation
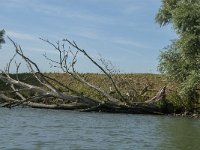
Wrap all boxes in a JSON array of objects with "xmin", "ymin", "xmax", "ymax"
[
  {"xmin": 0, "ymin": 73, "xmax": 172, "ymax": 102},
  {"xmin": 1, "ymin": 72, "xmax": 199, "ymax": 115},
  {"xmin": 0, "ymin": 37, "xmax": 199, "ymax": 116},
  {"xmin": 46, "ymin": 73, "xmax": 169, "ymax": 101}
]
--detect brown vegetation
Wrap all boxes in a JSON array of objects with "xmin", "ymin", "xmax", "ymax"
[{"xmin": 0, "ymin": 37, "xmax": 199, "ymax": 116}]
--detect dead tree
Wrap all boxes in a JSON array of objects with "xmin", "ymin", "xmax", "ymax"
[{"xmin": 0, "ymin": 37, "xmax": 166, "ymax": 114}]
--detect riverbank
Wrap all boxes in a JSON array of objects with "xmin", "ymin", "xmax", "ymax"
[{"xmin": 0, "ymin": 73, "xmax": 199, "ymax": 116}]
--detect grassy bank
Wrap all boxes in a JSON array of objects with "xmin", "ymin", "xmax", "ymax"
[
  {"xmin": 0, "ymin": 73, "xmax": 167, "ymax": 100},
  {"xmin": 0, "ymin": 73, "xmax": 199, "ymax": 115}
]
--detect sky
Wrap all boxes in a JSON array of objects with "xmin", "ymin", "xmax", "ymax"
[{"xmin": 0, "ymin": 0, "xmax": 177, "ymax": 73}]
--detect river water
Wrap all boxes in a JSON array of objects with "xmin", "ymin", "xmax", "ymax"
[{"xmin": 0, "ymin": 108, "xmax": 199, "ymax": 150}]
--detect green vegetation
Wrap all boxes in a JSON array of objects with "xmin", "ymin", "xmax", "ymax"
[
  {"xmin": 156, "ymin": 0, "xmax": 200, "ymax": 111},
  {"xmin": 0, "ymin": 73, "xmax": 199, "ymax": 114},
  {"xmin": 1, "ymin": 73, "xmax": 199, "ymax": 114}
]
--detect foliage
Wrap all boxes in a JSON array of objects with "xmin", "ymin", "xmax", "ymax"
[
  {"xmin": 0, "ymin": 29, "xmax": 5, "ymax": 48},
  {"xmin": 156, "ymin": 0, "xmax": 200, "ymax": 106}
]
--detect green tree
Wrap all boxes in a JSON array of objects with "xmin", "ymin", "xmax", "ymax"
[
  {"xmin": 156, "ymin": 0, "xmax": 200, "ymax": 109},
  {"xmin": 0, "ymin": 29, "xmax": 5, "ymax": 49}
]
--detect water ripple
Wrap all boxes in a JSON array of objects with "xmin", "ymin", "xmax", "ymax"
[{"xmin": 0, "ymin": 108, "xmax": 199, "ymax": 150}]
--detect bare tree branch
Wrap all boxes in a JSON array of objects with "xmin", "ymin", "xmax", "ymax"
[
  {"xmin": 0, "ymin": 37, "xmax": 167, "ymax": 115},
  {"xmin": 63, "ymin": 38, "xmax": 126, "ymax": 102}
]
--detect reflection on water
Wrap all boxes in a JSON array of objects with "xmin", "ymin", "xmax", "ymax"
[
  {"xmin": 0, "ymin": 108, "xmax": 199, "ymax": 150},
  {"xmin": 160, "ymin": 117, "xmax": 200, "ymax": 150}
]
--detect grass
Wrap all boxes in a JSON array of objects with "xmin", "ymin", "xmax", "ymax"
[
  {"xmin": 0, "ymin": 73, "xmax": 199, "ymax": 114},
  {"xmin": 0, "ymin": 73, "xmax": 169, "ymax": 100}
]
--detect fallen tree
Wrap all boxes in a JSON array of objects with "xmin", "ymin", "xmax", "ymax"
[{"xmin": 0, "ymin": 37, "xmax": 167, "ymax": 114}]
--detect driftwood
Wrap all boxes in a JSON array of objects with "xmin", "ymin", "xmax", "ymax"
[
  {"xmin": 145, "ymin": 86, "xmax": 166, "ymax": 103},
  {"xmin": 0, "ymin": 37, "xmax": 166, "ymax": 114}
]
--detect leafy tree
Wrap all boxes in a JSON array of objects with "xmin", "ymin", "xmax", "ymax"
[
  {"xmin": 0, "ymin": 29, "xmax": 5, "ymax": 49},
  {"xmin": 156, "ymin": 0, "xmax": 200, "ymax": 108}
]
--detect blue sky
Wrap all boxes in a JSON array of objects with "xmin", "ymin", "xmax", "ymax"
[{"xmin": 0, "ymin": 0, "xmax": 176, "ymax": 73}]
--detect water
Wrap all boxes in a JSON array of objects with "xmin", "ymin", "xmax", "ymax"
[{"xmin": 0, "ymin": 108, "xmax": 199, "ymax": 150}]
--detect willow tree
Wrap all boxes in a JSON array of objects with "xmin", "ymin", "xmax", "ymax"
[
  {"xmin": 0, "ymin": 30, "xmax": 5, "ymax": 48},
  {"xmin": 156, "ymin": 0, "xmax": 200, "ymax": 108}
]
